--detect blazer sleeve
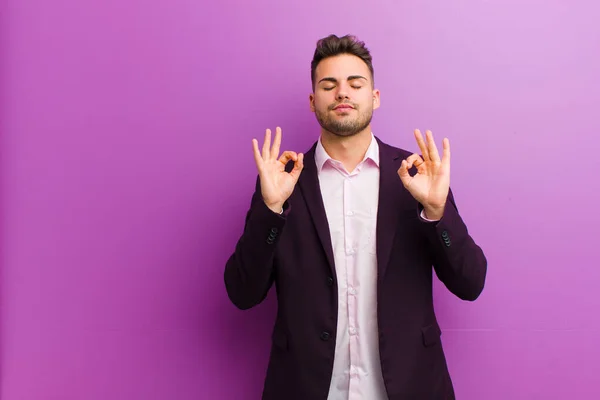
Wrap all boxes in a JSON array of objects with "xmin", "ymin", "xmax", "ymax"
[
  {"xmin": 224, "ymin": 176, "xmax": 290, "ymax": 310},
  {"xmin": 418, "ymin": 188, "xmax": 487, "ymax": 301}
]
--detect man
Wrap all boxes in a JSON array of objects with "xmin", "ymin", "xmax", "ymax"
[{"xmin": 224, "ymin": 34, "xmax": 487, "ymax": 400}]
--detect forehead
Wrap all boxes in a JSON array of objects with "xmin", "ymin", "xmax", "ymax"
[{"xmin": 314, "ymin": 54, "xmax": 371, "ymax": 81}]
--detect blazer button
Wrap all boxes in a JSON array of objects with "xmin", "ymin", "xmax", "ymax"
[
  {"xmin": 320, "ymin": 331, "xmax": 330, "ymax": 341},
  {"xmin": 441, "ymin": 230, "xmax": 449, "ymax": 239},
  {"xmin": 326, "ymin": 277, "xmax": 334, "ymax": 286}
]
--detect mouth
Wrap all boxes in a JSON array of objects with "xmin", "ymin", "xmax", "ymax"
[{"xmin": 333, "ymin": 104, "xmax": 354, "ymax": 110}]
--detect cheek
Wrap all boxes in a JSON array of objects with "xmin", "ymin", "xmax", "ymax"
[
  {"xmin": 313, "ymin": 94, "xmax": 331, "ymax": 110},
  {"xmin": 360, "ymin": 93, "xmax": 375, "ymax": 108}
]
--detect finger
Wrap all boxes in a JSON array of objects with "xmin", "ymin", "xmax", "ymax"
[
  {"xmin": 442, "ymin": 137, "xmax": 450, "ymax": 167},
  {"xmin": 397, "ymin": 160, "xmax": 411, "ymax": 186},
  {"xmin": 262, "ymin": 129, "xmax": 271, "ymax": 160},
  {"xmin": 252, "ymin": 138, "xmax": 263, "ymax": 168},
  {"xmin": 414, "ymin": 129, "xmax": 430, "ymax": 161},
  {"xmin": 405, "ymin": 153, "xmax": 424, "ymax": 169},
  {"xmin": 290, "ymin": 152, "xmax": 304, "ymax": 180},
  {"xmin": 426, "ymin": 130, "xmax": 440, "ymax": 163},
  {"xmin": 278, "ymin": 150, "xmax": 298, "ymax": 165},
  {"xmin": 271, "ymin": 127, "xmax": 282, "ymax": 160}
]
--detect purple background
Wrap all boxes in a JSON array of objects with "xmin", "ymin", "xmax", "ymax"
[{"xmin": 2, "ymin": 0, "xmax": 599, "ymax": 399}]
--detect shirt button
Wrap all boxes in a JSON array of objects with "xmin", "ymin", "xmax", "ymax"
[
  {"xmin": 346, "ymin": 210, "xmax": 354, "ymax": 216},
  {"xmin": 349, "ymin": 327, "xmax": 357, "ymax": 335},
  {"xmin": 348, "ymin": 287, "xmax": 356, "ymax": 295}
]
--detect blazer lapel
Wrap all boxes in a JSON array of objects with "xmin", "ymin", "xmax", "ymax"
[
  {"xmin": 375, "ymin": 137, "xmax": 406, "ymax": 280},
  {"xmin": 297, "ymin": 144, "xmax": 337, "ymax": 278},
  {"xmin": 296, "ymin": 137, "xmax": 411, "ymax": 282}
]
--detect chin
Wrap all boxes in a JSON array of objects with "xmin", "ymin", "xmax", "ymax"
[{"xmin": 328, "ymin": 127, "xmax": 363, "ymax": 137}]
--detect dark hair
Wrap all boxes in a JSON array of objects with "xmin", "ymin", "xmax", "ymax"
[{"xmin": 310, "ymin": 34, "xmax": 374, "ymax": 90}]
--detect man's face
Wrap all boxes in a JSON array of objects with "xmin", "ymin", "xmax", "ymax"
[{"xmin": 310, "ymin": 54, "xmax": 380, "ymax": 137}]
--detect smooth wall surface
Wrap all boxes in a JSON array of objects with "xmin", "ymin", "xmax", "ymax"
[{"xmin": 2, "ymin": 0, "xmax": 599, "ymax": 399}]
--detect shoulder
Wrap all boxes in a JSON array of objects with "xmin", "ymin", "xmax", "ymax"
[{"xmin": 375, "ymin": 136, "xmax": 414, "ymax": 160}]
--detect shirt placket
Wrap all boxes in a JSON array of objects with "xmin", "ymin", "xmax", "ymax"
[{"xmin": 344, "ymin": 174, "xmax": 360, "ymax": 397}]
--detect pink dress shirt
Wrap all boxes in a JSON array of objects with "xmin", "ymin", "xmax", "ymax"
[
  {"xmin": 315, "ymin": 134, "xmax": 388, "ymax": 400},
  {"xmin": 315, "ymin": 133, "xmax": 435, "ymax": 399}
]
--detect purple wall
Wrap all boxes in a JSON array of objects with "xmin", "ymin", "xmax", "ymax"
[{"xmin": 2, "ymin": 0, "xmax": 599, "ymax": 399}]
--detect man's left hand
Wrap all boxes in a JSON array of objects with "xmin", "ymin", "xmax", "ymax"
[{"xmin": 397, "ymin": 129, "xmax": 450, "ymax": 221}]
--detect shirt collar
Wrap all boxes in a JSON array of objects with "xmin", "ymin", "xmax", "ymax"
[{"xmin": 314, "ymin": 133, "xmax": 380, "ymax": 173}]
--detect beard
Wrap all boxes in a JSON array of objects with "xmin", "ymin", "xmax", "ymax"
[{"xmin": 315, "ymin": 102, "xmax": 373, "ymax": 137}]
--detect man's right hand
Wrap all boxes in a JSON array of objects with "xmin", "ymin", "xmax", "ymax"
[{"xmin": 252, "ymin": 127, "xmax": 304, "ymax": 214}]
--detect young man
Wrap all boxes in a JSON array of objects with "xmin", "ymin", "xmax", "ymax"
[{"xmin": 224, "ymin": 34, "xmax": 487, "ymax": 400}]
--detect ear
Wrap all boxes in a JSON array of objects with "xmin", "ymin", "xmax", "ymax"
[
  {"xmin": 309, "ymin": 93, "xmax": 316, "ymax": 112},
  {"xmin": 372, "ymin": 88, "xmax": 381, "ymax": 110}
]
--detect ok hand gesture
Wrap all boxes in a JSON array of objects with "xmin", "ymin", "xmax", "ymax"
[
  {"xmin": 252, "ymin": 127, "xmax": 304, "ymax": 213},
  {"xmin": 397, "ymin": 129, "xmax": 450, "ymax": 220}
]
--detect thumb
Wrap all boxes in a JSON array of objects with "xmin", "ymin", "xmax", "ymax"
[
  {"xmin": 289, "ymin": 153, "xmax": 304, "ymax": 181},
  {"xmin": 397, "ymin": 160, "xmax": 411, "ymax": 187}
]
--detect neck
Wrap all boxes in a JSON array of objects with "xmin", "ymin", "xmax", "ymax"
[{"xmin": 319, "ymin": 126, "xmax": 373, "ymax": 173}]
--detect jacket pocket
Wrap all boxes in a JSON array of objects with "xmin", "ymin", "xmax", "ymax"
[{"xmin": 421, "ymin": 323, "xmax": 442, "ymax": 347}]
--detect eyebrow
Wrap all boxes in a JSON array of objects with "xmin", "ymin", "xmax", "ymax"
[{"xmin": 318, "ymin": 75, "xmax": 368, "ymax": 84}]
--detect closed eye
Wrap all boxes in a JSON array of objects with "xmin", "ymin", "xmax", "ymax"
[{"xmin": 323, "ymin": 86, "xmax": 361, "ymax": 91}]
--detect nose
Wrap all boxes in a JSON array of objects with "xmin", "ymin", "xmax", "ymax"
[{"xmin": 335, "ymin": 85, "xmax": 349, "ymax": 101}]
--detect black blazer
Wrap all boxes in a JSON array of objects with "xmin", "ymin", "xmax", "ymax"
[{"xmin": 225, "ymin": 136, "xmax": 487, "ymax": 399}]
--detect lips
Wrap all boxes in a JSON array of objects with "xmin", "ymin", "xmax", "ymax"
[{"xmin": 333, "ymin": 104, "xmax": 354, "ymax": 110}]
